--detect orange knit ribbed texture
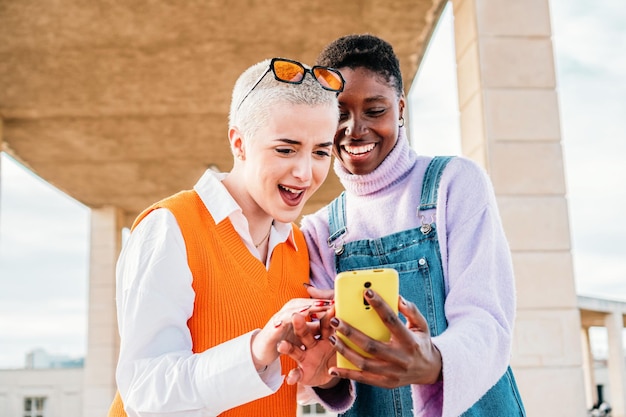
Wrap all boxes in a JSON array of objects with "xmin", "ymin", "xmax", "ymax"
[{"xmin": 108, "ymin": 190, "xmax": 310, "ymax": 417}]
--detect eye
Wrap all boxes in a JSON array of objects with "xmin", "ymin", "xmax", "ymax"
[
  {"xmin": 314, "ymin": 149, "xmax": 331, "ymax": 158},
  {"xmin": 276, "ymin": 148, "xmax": 295, "ymax": 155},
  {"xmin": 366, "ymin": 108, "xmax": 386, "ymax": 117}
]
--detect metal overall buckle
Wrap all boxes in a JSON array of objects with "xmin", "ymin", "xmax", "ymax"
[
  {"xmin": 327, "ymin": 232, "xmax": 346, "ymax": 255},
  {"xmin": 417, "ymin": 210, "xmax": 435, "ymax": 235}
]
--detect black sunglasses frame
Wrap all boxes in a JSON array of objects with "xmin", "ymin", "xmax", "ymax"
[{"xmin": 235, "ymin": 57, "xmax": 344, "ymax": 111}]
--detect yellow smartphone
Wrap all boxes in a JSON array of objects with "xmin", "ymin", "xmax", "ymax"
[{"xmin": 334, "ymin": 268, "xmax": 399, "ymax": 370}]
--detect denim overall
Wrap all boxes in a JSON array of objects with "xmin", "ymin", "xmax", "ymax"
[{"xmin": 327, "ymin": 157, "xmax": 526, "ymax": 417}]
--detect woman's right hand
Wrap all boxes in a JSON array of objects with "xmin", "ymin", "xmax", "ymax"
[
  {"xmin": 278, "ymin": 305, "xmax": 339, "ymax": 387},
  {"xmin": 251, "ymin": 298, "xmax": 332, "ymax": 372}
]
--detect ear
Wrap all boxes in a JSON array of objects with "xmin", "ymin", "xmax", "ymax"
[
  {"xmin": 398, "ymin": 94, "xmax": 406, "ymax": 121},
  {"xmin": 229, "ymin": 126, "xmax": 245, "ymax": 160}
]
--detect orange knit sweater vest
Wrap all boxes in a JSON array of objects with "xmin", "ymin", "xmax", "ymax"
[{"xmin": 108, "ymin": 190, "xmax": 310, "ymax": 417}]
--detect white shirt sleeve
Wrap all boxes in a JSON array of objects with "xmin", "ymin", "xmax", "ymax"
[{"xmin": 115, "ymin": 208, "xmax": 282, "ymax": 417}]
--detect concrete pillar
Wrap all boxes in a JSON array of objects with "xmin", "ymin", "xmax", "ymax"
[
  {"xmin": 0, "ymin": 117, "xmax": 3, "ymax": 236},
  {"xmin": 581, "ymin": 326, "xmax": 598, "ymax": 408},
  {"xmin": 83, "ymin": 206, "xmax": 124, "ymax": 417},
  {"xmin": 605, "ymin": 312, "xmax": 626, "ymax": 416},
  {"xmin": 451, "ymin": 0, "xmax": 586, "ymax": 415}
]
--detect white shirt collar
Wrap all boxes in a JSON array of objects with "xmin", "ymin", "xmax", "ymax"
[{"xmin": 192, "ymin": 169, "xmax": 298, "ymax": 264}]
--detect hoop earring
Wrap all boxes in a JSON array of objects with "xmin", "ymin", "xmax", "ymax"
[{"xmin": 399, "ymin": 117, "xmax": 405, "ymax": 127}]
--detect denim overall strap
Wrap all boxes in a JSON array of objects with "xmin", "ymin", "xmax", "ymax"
[
  {"xmin": 419, "ymin": 156, "xmax": 454, "ymax": 211},
  {"xmin": 327, "ymin": 191, "xmax": 348, "ymax": 255}
]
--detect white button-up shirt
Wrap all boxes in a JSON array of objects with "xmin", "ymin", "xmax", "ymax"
[{"xmin": 115, "ymin": 169, "xmax": 296, "ymax": 416}]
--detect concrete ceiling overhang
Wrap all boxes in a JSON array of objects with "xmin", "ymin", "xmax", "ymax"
[{"xmin": 0, "ymin": 0, "xmax": 447, "ymax": 227}]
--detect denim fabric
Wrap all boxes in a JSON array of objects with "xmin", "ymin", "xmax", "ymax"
[{"xmin": 327, "ymin": 157, "xmax": 525, "ymax": 417}]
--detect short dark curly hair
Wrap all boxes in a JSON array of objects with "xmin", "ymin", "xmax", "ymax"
[{"xmin": 316, "ymin": 34, "xmax": 403, "ymax": 97}]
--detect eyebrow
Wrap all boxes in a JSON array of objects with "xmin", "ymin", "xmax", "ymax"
[
  {"xmin": 275, "ymin": 139, "xmax": 333, "ymax": 147},
  {"xmin": 338, "ymin": 95, "xmax": 389, "ymax": 106},
  {"xmin": 364, "ymin": 95, "xmax": 389, "ymax": 104}
]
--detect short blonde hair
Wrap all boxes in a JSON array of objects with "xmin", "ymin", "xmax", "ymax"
[{"xmin": 229, "ymin": 59, "xmax": 339, "ymax": 138}]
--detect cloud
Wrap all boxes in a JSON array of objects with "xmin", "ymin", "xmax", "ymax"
[
  {"xmin": 574, "ymin": 251, "xmax": 626, "ymax": 300},
  {"xmin": 408, "ymin": 0, "xmax": 626, "ymax": 303},
  {"xmin": 1, "ymin": 154, "xmax": 89, "ymax": 367},
  {"xmin": 0, "ymin": 301, "xmax": 87, "ymax": 368},
  {"xmin": 551, "ymin": 0, "xmax": 626, "ymax": 300},
  {"xmin": 551, "ymin": 0, "xmax": 626, "ymax": 78}
]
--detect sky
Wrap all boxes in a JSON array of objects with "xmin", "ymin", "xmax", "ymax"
[
  {"xmin": 409, "ymin": 0, "xmax": 626, "ymax": 302},
  {"xmin": 1, "ymin": 0, "xmax": 625, "ymax": 369}
]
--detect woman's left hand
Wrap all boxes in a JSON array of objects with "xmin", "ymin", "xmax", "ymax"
[{"xmin": 328, "ymin": 291, "xmax": 442, "ymax": 388}]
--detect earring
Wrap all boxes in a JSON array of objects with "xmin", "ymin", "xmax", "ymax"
[
  {"xmin": 399, "ymin": 117, "xmax": 405, "ymax": 127},
  {"xmin": 344, "ymin": 126, "xmax": 351, "ymax": 135}
]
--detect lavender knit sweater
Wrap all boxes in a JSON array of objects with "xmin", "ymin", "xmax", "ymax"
[{"xmin": 300, "ymin": 128, "xmax": 516, "ymax": 417}]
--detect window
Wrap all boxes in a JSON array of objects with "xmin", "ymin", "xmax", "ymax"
[
  {"xmin": 24, "ymin": 397, "xmax": 47, "ymax": 417},
  {"xmin": 301, "ymin": 403, "xmax": 328, "ymax": 415}
]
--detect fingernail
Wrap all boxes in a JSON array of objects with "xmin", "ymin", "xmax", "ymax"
[
  {"xmin": 330, "ymin": 370, "xmax": 338, "ymax": 377},
  {"xmin": 299, "ymin": 305, "xmax": 312, "ymax": 312},
  {"xmin": 330, "ymin": 318, "xmax": 339, "ymax": 327},
  {"xmin": 400, "ymin": 296, "xmax": 407, "ymax": 305},
  {"xmin": 303, "ymin": 283, "xmax": 314, "ymax": 288},
  {"xmin": 329, "ymin": 335, "xmax": 336, "ymax": 345},
  {"xmin": 300, "ymin": 344, "xmax": 306, "ymax": 351},
  {"xmin": 315, "ymin": 300, "xmax": 332, "ymax": 307},
  {"xmin": 273, "ymin": 319, "xmax": 282, "ymax": 328},
  {"xmin": 311, "ymin": 313, "xmax": 318, "ymax": 320},
  {"xmin": 365, "ymin": 289, "xmax": 373, "ymax": 298}
]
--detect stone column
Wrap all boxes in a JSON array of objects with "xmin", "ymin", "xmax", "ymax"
[
  {"xmin": 605, "ymin": 312, "xmax": 626, "ymax": 416},
  {"xmin": 83, "ymin": 206, "xmax": 124, "ymax": 417},
  {"xmin": 451, "ymin": 0, "xmax": 586, "ymax": 415},
  {"xmin": 0, "ymin": 117, "xmax": 3, "ymax": 236},
  {"xmin": 581, "ymin": 326, "xmax": 598, "ymax": 409}
]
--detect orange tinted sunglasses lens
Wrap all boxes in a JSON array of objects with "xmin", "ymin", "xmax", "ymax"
[
  {"xmin": 313, "ymin": 67, "xmax": 344, "ymax": 91},
  {"xmin": 274, "ymin": 60, "xmax": 306, "ymax": 83}
]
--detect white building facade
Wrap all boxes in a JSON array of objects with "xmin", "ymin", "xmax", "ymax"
[{"xmin": 0, "ymin": 368, "xmax": 83, "ymax": 417}]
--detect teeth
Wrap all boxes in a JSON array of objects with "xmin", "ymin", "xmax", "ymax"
[
  {"xmin": 279, "ymin": 185, "xmax": 304, "ymax": 194},
  {"xmin": 344, "ymin": 143, "xmax": 375, "ymax": 155}
]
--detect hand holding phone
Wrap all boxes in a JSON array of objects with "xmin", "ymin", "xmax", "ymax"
[{"xmin": 334, "ymin": 268, "xmax": 399, "ymax": 370}]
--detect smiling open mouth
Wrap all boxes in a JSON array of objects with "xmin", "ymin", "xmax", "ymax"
[
  {"xmin": 343, "ymin": 143, "xmax": 376, "ymax": 156},
  {"xmin": 279, "ymin": 185, "xmax": 304, "ymax": 195},
  {"xmin": 278, "ymin": 184, "xmax": 305, "ymax": 206}
]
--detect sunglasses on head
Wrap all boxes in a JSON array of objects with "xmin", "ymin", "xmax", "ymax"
[{"xmin": 236, "ymin": 57, "xmax": 345, "ymax": 110}]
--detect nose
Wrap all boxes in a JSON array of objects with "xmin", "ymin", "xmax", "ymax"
[
  {"xmin": 342, "ymin": 116, "xmax": 367, "ymax": 139},
  {"xmin": 292, "ymin": 154, "xmax": 313, "ymax": 182}
]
